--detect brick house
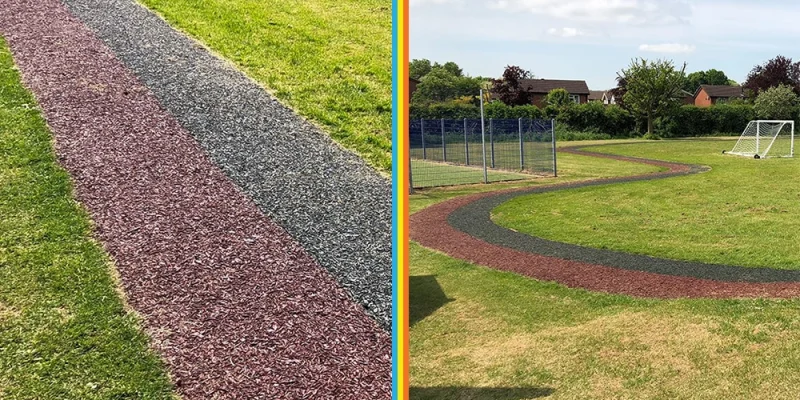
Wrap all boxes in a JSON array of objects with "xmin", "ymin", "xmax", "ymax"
[
  {"xmin": 519, "ymin": 79, "xmax": 590, "ymax": 107},
  {"xmin": 693, "ymin": 85, "xmax": 744, "ymax": 107}
]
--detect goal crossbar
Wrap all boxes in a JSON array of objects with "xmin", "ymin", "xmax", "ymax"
[{"xmin": 727, "ymin": 120, "xmax": 795, "ymax": 158}]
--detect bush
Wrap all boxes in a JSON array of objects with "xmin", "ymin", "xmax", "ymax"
[
  {"xmin": 643, "ymin": 131, "xmax": 661, "ymax": 140},
  {"xmin": 542, "ymin": 105, "xmax": 559, "ymax": 119},
  {"xmin": 754, "ymin": 84, "xmax": 799, "ymax": 120},
  {"xmin": 410, "ymin": 102, "xmax": 479, "ymax": 119},
  {"xmin": 558, "ymin": 102, "xmax": 635, "ymax": 137},
  {"xmin": 603, "ymin": 105, "xmax": 637, "ymax": 136},
  {"xmin": 410, "ymin": 100, "xmax": 635, "ymax": 138},
  {"xmin": 545, "ymin": 88, "xmax": 572, "ymax": 110},
  {"xmin": 411, "ymin": 101, "xmax": 546, "ymax": 120},
  {"xmin": 484, "ymin": 102, "xmax": 543, "ymax": 119},
  {"xmin": 555, "ymin": 123, "xmax": 612, "ymax": 141},
  {"xmin": 710, "ymin": 103, "xmax": 755, "ymax": 133}
]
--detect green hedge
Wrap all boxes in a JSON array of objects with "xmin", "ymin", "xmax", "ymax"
[
  {"xmin": 409, "ymin": 101, "xmax": 545, "ymax": 120},
  {"xmin": 558, "ymin": 102, "xmax": 635, "ymax": 137},
  {"xmin": 410, "ymin": 101, "xmax": 633, "ymax": 137},
  {"xmin": 411, "ymin": 101, "xmax": 780, "ymax": 139},
  {"xmin": 655, "ymin": 104, "xmax": 756, "ymax": 137}
]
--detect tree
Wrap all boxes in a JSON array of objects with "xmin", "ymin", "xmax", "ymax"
[
  {"xmin": 442, "ymin": 61, "xmax": 463, "ymax": 77},
  {"xmin": 411, "ymin": 68, "xmax": 484, "ymax": 105},
  {"xmin": 618, "ymin": 58, "xmax": 686, "ymax": 137},
  {"xmin": 743, "ymin": 55, "xmax": 800, "ymax": 97},
  {"xmin": 683, "ymin": 69, "xmax": 732, "ymax": 93},
  {"xmin": 545, "ymin": 88, "xmax": 572, "ymax": 110},
  {"xmin": 409, "ymin": 59, "xmax": 433, "ymax": 80},
  {"xmin": 412, "ymin": 68, "xmax": 458, "ymax": 103},
  {"xmin": 490, "ymin": 65, "xmax": 534, "ymax": 106},
  {"xmin": 609, "ymin": 76, "xmax": 628, "ymax": 109},
  {"xmin": 753, "ymin": 84, "xmax": 799, "ymax": 120}
]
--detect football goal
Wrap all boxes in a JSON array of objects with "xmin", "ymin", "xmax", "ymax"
[{"xmin": 726, "ymin": 120, "xmax": 795, "ymax": 158}]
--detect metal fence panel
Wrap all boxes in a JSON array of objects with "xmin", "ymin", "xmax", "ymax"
[{"xmin": 410, "ymin": 118, "xmax": 556, "ymax": 189}]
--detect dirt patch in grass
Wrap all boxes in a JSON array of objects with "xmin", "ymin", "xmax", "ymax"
[{"xmin": 0, "ymin": 303, "xmax": 20, "ymax": 320}]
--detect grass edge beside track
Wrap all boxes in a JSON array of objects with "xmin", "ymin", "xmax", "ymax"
[
  {"xmin": 0, "ymin": 37, "xmax": 176, "ymax": 399},
  {"xmin": 135, "ymin": 0, "xmax": 392, "ymax": 173}
]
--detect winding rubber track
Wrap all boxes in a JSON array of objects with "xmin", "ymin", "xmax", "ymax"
[
  {"xmin": 0, "ymin": 1, "xmax": 389, "ymax": 398},
  {"xmin": 411, "ymin": 145, "xmax": 800, "ymax": 298}
]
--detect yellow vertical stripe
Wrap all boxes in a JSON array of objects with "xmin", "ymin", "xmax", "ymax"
[{"xmin": 396, "ymin": 0, "xmax": 409, "ymax": 398}]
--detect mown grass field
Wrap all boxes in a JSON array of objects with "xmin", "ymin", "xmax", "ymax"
[
  {"xmin": 138, "ymin": 0, "xmax": 392, "ymax": 171},
  {"xmin": 410, "ymin": 140, "xmax": 663, "ymax": 189},
  {"xmin": 410, "ymin": 139, "xmax": 800, "ymax": 399},
  {"xmin": 411, "ymin": 140, "xmax": 556, "ymax": 172},
  {"xmin": 0, "ymin": 39, "xmax": 175, "ymax": 398},
  {"xmin": 411, "ymin": 160, "xmax": 532, "ymax": 188},
  {"xmin": 494, "ymin": 140, "xmax": 800, "ymax": 270}
]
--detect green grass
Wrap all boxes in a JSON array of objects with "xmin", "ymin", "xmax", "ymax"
[
  {"xmin": 0, "ymin": 39, "xmax": 175, "ymax": 398},
  {"xmin": 138, "ymin": 0, "xmax": 391, "ymax": 172},
  {"xmin": 410, "ymin": 141, "xmax": 800, "ymax": 399},
  {"xmin": 409, "ymin": 147, "xmax": 663, "ymax": 212},
  {"xmin": 410, "ymin": 243, "xmax": 800, "ymax": 400},
  {"xmin": 494, "ymin": 139, "xmax": 800, "ymax": 269},
  {"xmin": 411, "ymin": 160, "xmax": 532, "ymax": 188},
  {"xmin": 411, "ymin": 140, "xmax": 556, "ymax": 172}
]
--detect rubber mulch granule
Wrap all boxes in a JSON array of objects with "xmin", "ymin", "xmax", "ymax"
[
  {"xmin": 60, "ymin": 0, "xmax": 392, "ymax": 331},
  {"xmin": 0, "ymin": 2, "xmax": 390, "ymax": 399},
  {"xmin": 411, "ymin": 145, "xmax": 800, "ymax": 298}
]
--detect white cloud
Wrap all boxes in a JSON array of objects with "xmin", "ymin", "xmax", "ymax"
[
  {"xmin": 547, "ymin": 27, "xmax": 585, "ymax": 37},
  {"xmin": 485, "ymin": 0, "xmax": 690, "ymax": 25},
  {"xmin": 638, "ymin": 43, "xmax": 696, "ymax": 53},
  {"xmin": 487, "ymin": 0, "xmax": 509, "ymax": 9}
]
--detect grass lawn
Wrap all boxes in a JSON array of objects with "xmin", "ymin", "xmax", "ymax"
[
  {"xmin": 0, "ymin": 39, "xmax": 175, "ymax": 398},
  {"xmin": 409, "ymin": 147, "xmax": 663, "ymax": 211},
  {"xmin": 410, "ymin": 140, "xmax": 800, "ymax": 399},
  {"xmin": 411, "ymin": 140, "xmax": 556, "ymax": 173},
  {"xmin": 410, "ymin": 140, "xmax": 664, "ymax": 189},
  {"xmin": 494, "ymin": 140, "xmax": 800, "ymax": 269},
  {"xmin": 138, "ymin": 0, "xmax": 391, "ymax": 172},
  {"xmin": 411, "ymin": 160, "xmax": 533, "ymax": 188}
]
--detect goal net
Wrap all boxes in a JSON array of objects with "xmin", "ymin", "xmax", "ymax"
[{"xmin": 727, "ymin": 120, "xmax": 795, "ymax": 158}]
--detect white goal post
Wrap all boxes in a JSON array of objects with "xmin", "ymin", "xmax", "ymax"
[{"xmin": 726, "ymin": 120, "xmax": 795, "ymax": 159}]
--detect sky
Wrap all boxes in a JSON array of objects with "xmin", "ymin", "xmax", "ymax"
[{"xmin": 410, "ymin": 0, "xmax": 800, "ymax": 90}]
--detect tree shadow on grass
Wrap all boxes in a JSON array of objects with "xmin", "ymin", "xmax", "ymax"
[
  {"xmin": 410, "ymin": 275, "xmax": 454, "ymax": 326},
  {"xmin": 410, "ymin": 386, "xmax": 555, "ymax": 399}
]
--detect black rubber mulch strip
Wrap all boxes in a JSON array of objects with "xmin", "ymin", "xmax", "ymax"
[{"xmin": 447, "ymin": 144, "xmax": 800, "ymax": 283}]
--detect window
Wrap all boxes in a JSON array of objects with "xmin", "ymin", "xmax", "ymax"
[{"xmin": 569, "ymin": 94, "xmax": 580, "ymax": 104}]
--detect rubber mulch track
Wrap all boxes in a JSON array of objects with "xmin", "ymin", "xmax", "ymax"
[
  {"xmin": 61, "ymin": 0, "xmax": 392, "ymax": 331},
  {"xmin": 411, "ymin": 145, "xmax": 800, "ymax": 298},
  {"xmin": 0, "ymin": 2, "xmax": 390, "ymax": 399}
]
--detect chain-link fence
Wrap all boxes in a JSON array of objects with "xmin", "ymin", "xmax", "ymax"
[{"xmin": 409, "ymin": 118, "xmax": 556, "ymax": 189}]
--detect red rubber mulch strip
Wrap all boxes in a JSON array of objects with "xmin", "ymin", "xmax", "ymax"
[
  {"xmin": 0, "ymin": 2, "xmax": 390, "ymax": 398},
  {"xmin": 411, "ymin": 145, "xmax": 800, "ymax": 299}
]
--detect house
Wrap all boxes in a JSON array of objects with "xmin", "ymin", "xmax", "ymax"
[
  {"xmin": 519, "ymin": 79, "xmax": 590, "ymax": 107},
  {"xmin": 588, "ymin": 90, "xmax": 606, "ymax": 102},
  {"xmin": 693, "ymin": 85, "xmax": 744, "ymax": 107},
  {"xmin": 409, "ymin": 77, "xmax": 419, "ymax": 101},
  {"xmin": 602, "ymin": 91, "xmax": 618, "ymax": 105}
]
